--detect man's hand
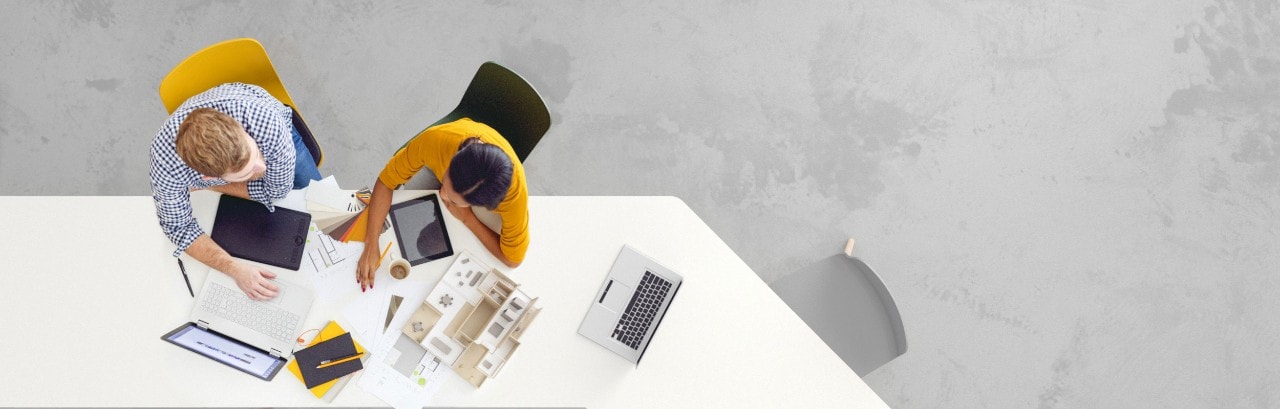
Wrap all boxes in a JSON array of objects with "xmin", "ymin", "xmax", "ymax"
[
  {"xmin": 228, "ymin": 261, "xmax": 280, "ymax": 300},
  {"xmin": 356, "ymin": 241, "xmax": 380, "ymax": 292},
  {"xmin": 185, "ymin": 235, "xmax": 280, "ymax": 300}
]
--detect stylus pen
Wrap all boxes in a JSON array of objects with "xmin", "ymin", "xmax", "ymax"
[
  {"xmin": 177, "ymin": 258, "xmax": 194, "ymax": 297},
  {"xmin": 317, "ymin": 352, "xmax": 364, "ymax": 369}
]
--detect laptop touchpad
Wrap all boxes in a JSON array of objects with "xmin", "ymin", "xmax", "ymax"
[{"xmin": 601, "ymin": 281, "xmax": 632, "ymax": 313}]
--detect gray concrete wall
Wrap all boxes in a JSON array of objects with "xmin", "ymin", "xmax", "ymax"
[{"xmin": 2, "ymin": 1, "xmax": 1278, "ymax": 407}]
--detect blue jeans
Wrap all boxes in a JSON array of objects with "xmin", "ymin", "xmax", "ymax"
[{"xmin": 292, "ymin": 125, "xmax": 322, "ymax": 189}]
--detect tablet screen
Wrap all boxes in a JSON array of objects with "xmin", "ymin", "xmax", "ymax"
[
  {"xmin": 162, "ymin": 323, "xmax": 285, "ymax": 381},
  {"xmin": 388, "ymin": 194, "xmax": 454, "ymax": 265}
]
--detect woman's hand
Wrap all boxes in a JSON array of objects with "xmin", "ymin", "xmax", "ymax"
[
  {"xmin": 355, "ymin": 240, "xmax": 381, "ymax": 292},
  {"xmin": 443, "ymin": 198, "xmax": 475, "ymax": 223}
]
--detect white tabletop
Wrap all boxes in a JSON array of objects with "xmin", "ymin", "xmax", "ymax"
[{"xmin": 0, "ymin": 193, "xmax": 888, "ymax": 408}]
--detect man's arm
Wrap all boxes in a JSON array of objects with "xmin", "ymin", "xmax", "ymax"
[
  {"xmin": 154, "ymin": 174, "xmax": 278, "ymax": 300},
  {"xmin": 186, "ymin": 234, "xmax": 280, "ymax": 300},
  {"xmin": 206, "ymin": 182, "xmax": 250, "ymax": 199}
]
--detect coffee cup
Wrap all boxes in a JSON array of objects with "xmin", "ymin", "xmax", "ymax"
[{"xmin": 389, "ymin": 257, "xmax": 411, "ymax": 280}]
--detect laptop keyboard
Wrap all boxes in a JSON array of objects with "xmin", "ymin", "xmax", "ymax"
[
  {"xmin": 201, "ymin": 283, "xmax": 299, "ymax": 343},
  {"xmin": 612, "ymin": 271, "xmax": 672, "ymax": 350}
]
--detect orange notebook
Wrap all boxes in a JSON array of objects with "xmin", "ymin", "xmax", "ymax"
[{"xmin": 287, "ymin": 321, "xmax": 366, "ymax": 400}]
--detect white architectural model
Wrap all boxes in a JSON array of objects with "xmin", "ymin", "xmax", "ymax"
[{"xmin": 400, "ymin": 251, "xmax": 541, "ymax": 387}]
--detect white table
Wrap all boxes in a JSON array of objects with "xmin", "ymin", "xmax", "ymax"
[{"xmin": 0, "ymin": 193, "xmax": 888, "ymax": 408}]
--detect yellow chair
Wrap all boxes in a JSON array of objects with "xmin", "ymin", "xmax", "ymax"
[{"xmin": 158, "ymin": 38, "xmax": 323, "ymax": 167}]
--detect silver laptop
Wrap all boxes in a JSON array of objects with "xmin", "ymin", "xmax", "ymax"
[
  {"xmin": 190, "ymin": 268, "xmax": 314, "ymax": 359},
  {"xmin": 579, "ymin": 245, "xmax": 683, "ymax": 364}
]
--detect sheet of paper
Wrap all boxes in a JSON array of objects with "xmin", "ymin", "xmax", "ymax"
[
  {"xmin": 341, "ymin": 279, "xmax": 392, "ymax": 347},
  {"xmin": 357, "ymin": 331, "xmax": 447, "ymax": 409},
  {"xmin": 302, "ymin": 223, "xmax": 361, "ymax": 272},
  {"xmin": 273, "ymin": 187, "xmax": 309, "ymax": 212},
  {"xmin": 305, "ymin": 175, "xmax": 359, "ymax": 212},
  {"xmin": 341, "ymin": 273, "xmax": 429, "ymax": 347},
  {"xmin": 301, "ymin": 223, "xmax": 364, "ymax": 302},
  {"xmin": 353, "ymin": 282, "xmax": 447, "ymax": 409}
]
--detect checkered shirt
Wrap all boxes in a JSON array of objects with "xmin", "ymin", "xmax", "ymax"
[{"xmin": 149, "ymin": 82, "xmax": 296, "ymax": 256}]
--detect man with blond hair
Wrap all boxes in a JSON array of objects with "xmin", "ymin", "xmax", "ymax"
[{"xmin": 150, "ymin": 82, "xmax": 321, "ymax": 300}]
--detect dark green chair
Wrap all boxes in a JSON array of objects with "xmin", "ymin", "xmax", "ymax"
[
  {"xmin": 407, "ymin": 61, "xmax": 551, "ymax": 164},
  {"xmin": 397, "ymin": 62, "xmax": 550, "ymax": 190}
]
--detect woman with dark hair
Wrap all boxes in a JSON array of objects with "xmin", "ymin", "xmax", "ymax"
[{"xmin": 356, "ymin": 118, "xmax": 528, "ymax": 291}]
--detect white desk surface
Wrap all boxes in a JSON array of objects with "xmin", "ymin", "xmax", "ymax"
[{"xmin": 0, "ymin": 193, "xmax": 888, "ymax": 408}]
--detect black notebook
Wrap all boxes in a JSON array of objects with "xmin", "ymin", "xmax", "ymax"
[
  {"xmin": 294, "ymin": 332, "xmax": 363, "ymax": 389},
  {"xmin": 210, "ymin": 194, "xmax": 311, "ymax": 271}
]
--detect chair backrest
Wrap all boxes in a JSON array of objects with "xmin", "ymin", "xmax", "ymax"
[
  {"xmin": 433, "ymin": 62, "xmax": 551, "ymax": 163},
  {"xmin": 849, "ymin": 257, "xmax": 907, "ymax": 357},
  {"xmin": 158, "ymin": 38, "xmax": 322, "ymax": 166},
  {"xmin": 159, "ymin": 38, "xmax": 296, "ymax": 114},
  {"xmin": 769, "ymin": 254, "xmax": 907, "ymax": 377}
]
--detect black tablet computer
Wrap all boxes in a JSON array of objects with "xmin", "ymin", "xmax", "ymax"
[
  {"xmin": 388, "ymin": 194, "xmax": 454, "ymax": 266},
  {"xmin": 161, "ymin": 322, "xmax": 287, "ymax": 381},
  {"xmin": 211, "ymin": 194, "xmax": 312, "ymax": 271}
]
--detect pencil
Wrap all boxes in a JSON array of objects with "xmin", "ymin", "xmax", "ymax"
[
  {"xmin": 316, "ymin": 352, "xmax": 364, "ymax": 369},
  {"xmin": 376, "ymin": 241, "xmax": 393, "ymax": 268}
]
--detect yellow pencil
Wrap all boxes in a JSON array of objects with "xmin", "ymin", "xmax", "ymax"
[
  {"xmin": 375, "ymin": 241, "xmax": 393, "ymax": 268},
  {"xmin": 316, "ymin": 352, "xmax": 364, "ymax": 369}
]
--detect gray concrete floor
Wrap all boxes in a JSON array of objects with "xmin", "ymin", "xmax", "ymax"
[{"xmin": 3, "ymin": 1, "xmax": 1278, "ymax": 407}]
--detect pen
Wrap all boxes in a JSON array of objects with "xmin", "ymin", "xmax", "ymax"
[
  {"xmin": 316, "ymin": 352, "xmax": 364, "ymax": 369},
  {"xmin": 177, "ymin": 258, "xmax": 194, "ymax": 297},
  {"xmin": 375, "ymin": 241, "xmax": 393, "ymax": 268}
]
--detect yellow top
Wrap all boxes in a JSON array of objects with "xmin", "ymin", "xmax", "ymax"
[{"xmin": 378, "ymin": 118, "xmax": 529, "ymax": 264}]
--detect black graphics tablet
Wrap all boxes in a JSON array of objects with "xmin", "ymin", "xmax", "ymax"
[
  {"xmin": 210, "ymin": 194, "xmax": 312, "ymax": 271},
  {"xmin": 388, "ymin": 194, "xmax": 454, "ymax": 266},
  {"xmin": 162, "ymin": 322, "xmax": 286, "ymax": 381}
]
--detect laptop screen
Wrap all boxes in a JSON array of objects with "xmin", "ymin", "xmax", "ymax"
[{"xmin": 162, "ymin": 322, "xmax": 286, "ymax": 381}]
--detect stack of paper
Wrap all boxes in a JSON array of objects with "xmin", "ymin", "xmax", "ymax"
[
  {"xmin": 300, "ymin": 222, "xmax": 363, "ymax": 302},
  {"xmin": 350, "ymin": 279, "xmax": 449, "ymax": 409},
  {"xmin": 294, "ymin": 176, "xmax": 386, "ymax": 302}
]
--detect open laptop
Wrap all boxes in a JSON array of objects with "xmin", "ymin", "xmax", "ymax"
[
  {"xmin": 579, "ymin": 245, "xmax": 683, "ymax": 364},
  {"xmin": 163, "ymin": 267, "xmax": 314, "ymax": 380}
]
